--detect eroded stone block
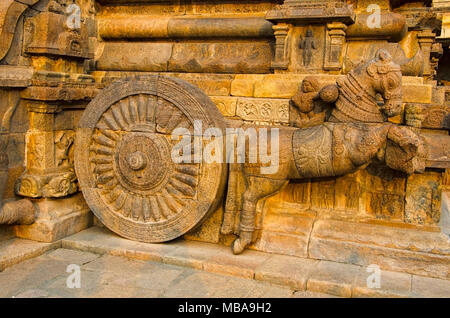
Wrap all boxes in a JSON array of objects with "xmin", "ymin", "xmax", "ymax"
[
  {"xmin": 168, "ymin": 42, "xmax": 272, "ymax": 74},
  {"xmin": 405, "ymin": 172, "xmax": 442, "ymax": 226},
  {"xmin": 97, "ymin": 42, "xmax": 173, "ymax": 72}
]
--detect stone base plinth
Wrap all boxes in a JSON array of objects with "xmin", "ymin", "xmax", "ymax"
[
  {"xmin": 61, "ymin": 227, "xmax": 450, "ymax": 297},
  {"xmin": 307, "ymin": 219, "xmax": 450, "ymax": 280},
  {"xmin": 0, "ymin": 225, "xmax": 15, "ymax": 241},
  {"xmin": 440, "ymin": 191, "xmax": 450, "ymax": 236},
  {"xmin": 247, "ymin": 213, "xmax": 450, "ymax": 280},
  {"xmin": 14, "ymin": 193, "xmax": 93, "ymax": 243}
]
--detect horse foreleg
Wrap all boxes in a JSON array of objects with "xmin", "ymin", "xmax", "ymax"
[
  {"xmin": 231, "ymin": 186, "xmax": 258, "ymax": 254},
  {"xmin": 221, "ymin": 163, "xmax": 241, "ymax": 235},
  {"xmin": 232, "ymin": 176, "xmax": 288, "ymax": 254}
]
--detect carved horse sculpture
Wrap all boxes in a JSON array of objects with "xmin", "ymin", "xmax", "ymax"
[{"xmin": 221, "ymin": 50, "xmax": 428, "ymax": 254}]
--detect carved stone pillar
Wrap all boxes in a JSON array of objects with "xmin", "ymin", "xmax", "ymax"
[
  {"xmin": 9, "ymin": 4, "xmax": 98, "ymax": 242},
  {"xmin": 15, "ymin": 101, "xmax": 77, "ymax": 198},
  {"xmin": 324, "ymin": 22, "xmax": 347, "ymax": 71},
  {"xmin": 271, "ymin": 23, "xmax": 290, "ymax": 70},
  {"xmin": 417, "ymin": 29, "xmax": 436, "ymax": 78}
]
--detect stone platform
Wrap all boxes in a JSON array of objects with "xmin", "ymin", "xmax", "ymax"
[
  {"xmin": 36, "ymin": 226, "xmax": 450, "ymax": 297},
  {"xmin": 0, "ymin": 238, "xmax": 59, "ymax": 271},
  {"xmin": 0, "ymin": 248, "xmax": 308, "ymax": 298},
  {"xmin": 0, "ymin": 226, "xmax": 449, "ymax": 297}
]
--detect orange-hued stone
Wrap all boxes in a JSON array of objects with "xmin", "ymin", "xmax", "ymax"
[{"xmin": 0, "ymin": 0, "xmax": 448, "ymax": 295}]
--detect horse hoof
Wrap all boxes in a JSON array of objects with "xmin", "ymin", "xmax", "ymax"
[
  {"xmin": 231, "ymin": 238, "xmax": 250, "ymax": 255},
  {"xmin": 231, "ymin": 239, "xmax": 244, "ymax": 254}
]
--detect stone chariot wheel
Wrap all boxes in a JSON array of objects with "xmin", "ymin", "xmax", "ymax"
[{"xmin": 75, "ymin": 75, "xmax": 227, "ymax": 243}]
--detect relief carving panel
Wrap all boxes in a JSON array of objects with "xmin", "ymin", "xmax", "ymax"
[
  {"xmin": 236, "ymin": 97, "xmax": 289, "ymax": 124},
  {"xmin": 168, "ymin": 42, "xmax": 272, "ymax": 74}
]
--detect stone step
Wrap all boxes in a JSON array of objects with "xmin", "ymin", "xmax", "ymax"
[
  {"xmin": 61, "ymin": 226, "xmax": 450, "ymax": 298},
  {"xmin": 0, "ymin": 248, "xmax": 335, "ymax": 298},
  {"xmin": 0, "ymin": 238, "xmax": 60, "ymax": 271}
]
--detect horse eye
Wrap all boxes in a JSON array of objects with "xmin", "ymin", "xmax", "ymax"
[{"xmin": 387, "ymin": 78, "xmax": 397, "ymax": 89}]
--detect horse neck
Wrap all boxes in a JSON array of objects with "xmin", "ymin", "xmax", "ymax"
[{"xmin": 333, "ymin": 70, "xmax": 385, "ymax": 123}]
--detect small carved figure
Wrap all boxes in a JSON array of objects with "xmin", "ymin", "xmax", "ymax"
[
  {"xmin": 55, "ymin": 132, "xmax": 74, "ymax": 167},
  {"xmin": 299, "ymin": 29, "xmax": 317, "ymax": 67},
  {"xmin": 290, "ymin": 76, "xmax": 328, "ymax": 127}
]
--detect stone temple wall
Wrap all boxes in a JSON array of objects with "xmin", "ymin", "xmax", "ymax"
[
  {"xmin": 92, "ymin": 0, "xmax": 448, "ymax": 240},
  {"xmin": 0, "ymin": 0, "xmax": 449, "ymax": 279}
]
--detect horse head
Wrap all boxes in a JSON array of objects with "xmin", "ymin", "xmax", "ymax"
[{"xmin": 366, "ymin": 49, "xmax": 403, "ymax": 118}]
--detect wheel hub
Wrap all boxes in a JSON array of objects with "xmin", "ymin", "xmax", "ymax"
[{"xmin": 115, "ymin": 132, "xmax": 171, "ymax": 194}]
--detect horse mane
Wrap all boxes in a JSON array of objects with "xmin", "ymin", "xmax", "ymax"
[{"xmin": 330, "ymin": 50, "xmax": 402, "ymax": 123}]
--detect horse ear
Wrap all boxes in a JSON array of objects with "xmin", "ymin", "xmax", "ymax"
[{"xmin": 376, "ymin": 49, "xmax": 392, "ymax": 63}]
